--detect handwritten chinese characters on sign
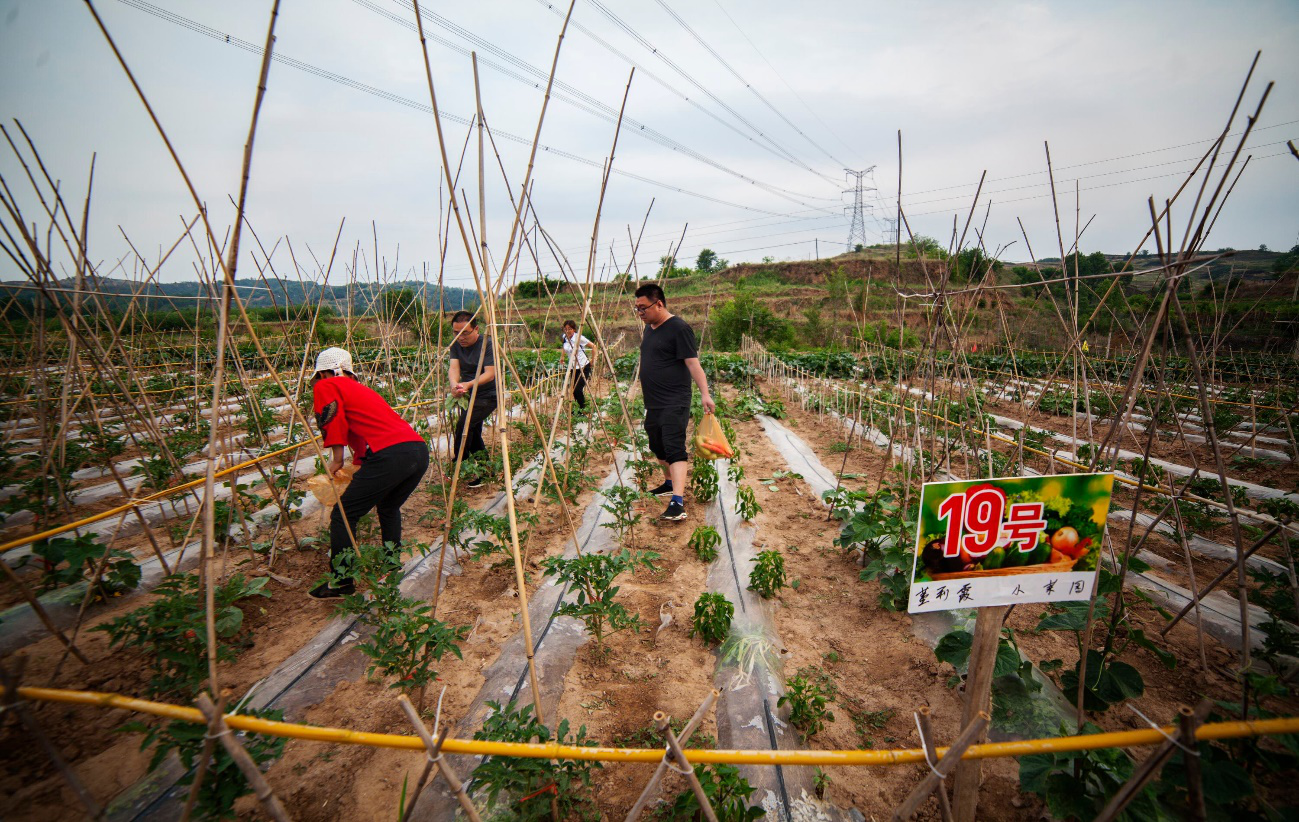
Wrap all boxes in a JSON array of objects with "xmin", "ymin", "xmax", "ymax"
[{"xmin": 907, "ymin": 473, "xmax": 1114, "ymax": 613}]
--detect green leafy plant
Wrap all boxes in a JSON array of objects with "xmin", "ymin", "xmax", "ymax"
[
  {"xmin": 94, "ymin": 573, "xmax": 270, "ymax": 699},
  {"xmin": 734, "ymin": 484, "xmax": 761, "ymax": 521},
  {"xmin": 471, "ymin": 700, "xmax": 601, "ymax": 821},
  {"xmin": 747, "ymin": 549, "xmax": 785, "ymax": 599},
  {"xmin": 601, "ymin": 484, "xmax": 645, "ymax": 549},
  {"xmin": 690, "ymin": 457, "xmax": 719, "ymax": 502},
  {"xmin": 1036, "ymin": 565, "xmax": 1172, "ymax": 713},
  {"xmin": 935, "ymin": 626, "xmax": 1060, "ymax": 737},
  {"xmin": 659, "ymin": 763, "xmax": 765, "ymax": 822},
  {"xmin": 758, "ymin": 470, "xmax": 802, "ymax": 492},
  {"xmin": 778, "ymin": 666, "xmax": 836, "ymax": 739},
  {"xmin": 828, "ymin": 483, "xmax": 913, "ymax": 611},
  {"xmin": 541, "ymin": 548, "xmax": 659, "ymax": 657},
  {"xmin": 124, "ymin": 704, "xmax": 287, "ymax": 821},
  {"xmin": 330, "ymin": 544, "xmax": 467, "ymax": 706},
  {"xmin": 688, "ymin": 525, "xmax": 721, "ymax": 562},
  {"xmin": 30, "ymin": 533, "xmax": 140, "ymax": 597},
  {"xmin": 1020, "ymin": 722, "xmax": 1162, "ymax": 821},
  {"xmin": 689, "ymin": 592, "xmax": 734, "ymax": 646}
]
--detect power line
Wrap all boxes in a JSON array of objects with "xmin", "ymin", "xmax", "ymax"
[
  {"xmin": 529, "ymin": 0, "xmax": 840, "ymax": 189},
  {"xmin": 709, "ymin": 0, "xmax": 860, "ymax": 166},
  {"xmin": 884, "ymin": 120, "xmax": 1299, "ymax": 202},
  {"xmin": 111, "ymin": 0, "xmax": 818, "ymax": 217},
  {"xmin": 651, "ymin": 0, "xmax": 848, "ymax": 169},
  {"xmin": 576, "ymin": 0, "xmax": 839, "ymax": 185},
  {"xmin": 370, "ymin": 0, "xmax": 840, "ymax": 206}
]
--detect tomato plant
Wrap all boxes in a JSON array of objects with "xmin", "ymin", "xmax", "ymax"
[
  {"xmin": 471, "ymin": 700, "xmax": 601, "ymax": 821},
  {"xmin": 94, "ymin": 573, "xmax": 270, "ymax": 700},
  {"xmin": 541, "ymin": 547, "xmax": 659, "ymax": 657}
]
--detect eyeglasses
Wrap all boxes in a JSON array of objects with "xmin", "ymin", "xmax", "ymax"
[{"xmin": 633, "ymin": 302, "xmax": 659, "ymax": 314}]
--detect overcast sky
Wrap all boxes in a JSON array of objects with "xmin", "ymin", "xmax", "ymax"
[{"xmin": 2, "ymin": 0, "xmax": 1296, "ymax": 292}]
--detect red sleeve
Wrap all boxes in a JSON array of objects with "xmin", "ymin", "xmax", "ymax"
[{"xmin": 313, "ymin": 380, "xmax": 349, "ymax": 448}]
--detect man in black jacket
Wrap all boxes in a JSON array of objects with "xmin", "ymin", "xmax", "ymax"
[{"xmin": 634, "ymin": 283, "xmax": 715, "ymax": 521}]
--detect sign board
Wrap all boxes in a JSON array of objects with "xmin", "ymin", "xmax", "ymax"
[{"xmin": 907, "ymin": 473, "xmax": 1114, "ymax": 613}]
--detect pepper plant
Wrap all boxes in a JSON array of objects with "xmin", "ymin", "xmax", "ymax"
[
  {"xmin": 689, "ymin": 592, "xmax": 734, "ymax": 646},
  {"xmin": 748, "ymin": 549, "xmax": 785, "ymax": 598},
  {"xmin": 688, "ymin": 525, "xmax": 721, "ymax": 562},
  {"xmin": 778, "ymin": 666, "xmax": 836, "ymax": 739}
]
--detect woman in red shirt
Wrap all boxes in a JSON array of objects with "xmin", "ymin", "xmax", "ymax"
[{"xmin": 309, "ymin": 347, "xmax": 429, "ymax": 599}]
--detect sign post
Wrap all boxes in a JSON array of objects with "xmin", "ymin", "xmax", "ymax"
[{"xmin": 906, "ymin": 473, "xmax": 1115, "ymax": 821}]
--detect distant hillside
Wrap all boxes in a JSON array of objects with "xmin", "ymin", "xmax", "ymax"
[
  {"xmin": 0, "ymin": 277, "xmax": 479, "ymax": 315},
  {"xmin": 509, "ymin": 245, "xmax": 1299, "ymax": 354}
]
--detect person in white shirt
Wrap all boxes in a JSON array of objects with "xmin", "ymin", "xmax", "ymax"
[{"xmin": 561, "ymin": 320, "xmax": 596, "ymax": 409}]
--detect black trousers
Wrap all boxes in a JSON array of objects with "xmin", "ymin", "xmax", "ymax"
[
  {"xmin": 453, "ymin": 398, "xmax": 496, "ymax": 462},
  {"xmin": 330, "ymin": 440, "xmax": 429, "ymax": 578},
  {"xmin": 572, "ymin": 363, "xmax": 592, "ymax": 409}
]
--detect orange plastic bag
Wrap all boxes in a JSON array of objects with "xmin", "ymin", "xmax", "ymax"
[
  {"xmin": 306, "ymin": 464, "xmax": 358, "ymax": 505},
  {"xmin": 693, "ymin": 412, "xmax": 734, "ymax": 460}
]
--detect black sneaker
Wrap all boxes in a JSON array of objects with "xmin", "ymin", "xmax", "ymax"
[
  {"xmin": 465, "ymin": 475, "xmax": 486, "ymax": 489},
  {"xmin": 649, "ymin": 480, "xmax": 674, "ymax": 497},
  {"xmin": 659, "ymin": 501, "xmax": 687, "ymax": 522},
  {"xmin": 309, "ymin": 580, "xmax": 355, "ymax": 600}
]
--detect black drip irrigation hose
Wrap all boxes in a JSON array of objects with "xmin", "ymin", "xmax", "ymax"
[
  {"xmin": 714, "ymin": 460, "xmax": 792, "ymax": 822},
  {"xmin": 714, "ymin": 461, "xmax": 747, "ymax": 615},
  {"xmin": 130, "ymin": 484, "xmax": 521, "ymax": 820},
  {"xmin": 761, "ymin": 697, "xmax": 795, "ymax": 822}
]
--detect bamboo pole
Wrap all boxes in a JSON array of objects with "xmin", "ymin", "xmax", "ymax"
[
  {"xmin": 1179, "ymin": 706, "xmax": 1207, "ymax": 822},
  {"xmin": 950, "ymin": 606, "xmax": 1006, "ymax": 822},
  {"xmin": 914, "ymin": 707, "xmax": 954, "ymax": 822},
  {"xmin": 1094, "ymin": 700, "xmax": 1211, "ymax": 822},
  {"xmin": 892, "ymin": 712, "xmax": 988, "ymax": 822},
  {"xmin": 396, "ymin": 694, "xmax": 481, "ymax": 822},
  {"xmin": 195, "ymin": 693, "xmax": 293, "ymax": 822},
  {"xmin": 654, "ymin": 711, "xmax": 717, "ymax": 822},
  {"xmin": 626, "ymin": 689, "xmax": 720, "ymax": 822},
  {"xmin": 180, "ymin": 693, "xmax": 225, "ymax": 822}
]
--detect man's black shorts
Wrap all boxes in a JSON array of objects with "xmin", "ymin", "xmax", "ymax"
[{"xmin": 644, "ymin": 406, "xmax": 691, "ymax": 464}]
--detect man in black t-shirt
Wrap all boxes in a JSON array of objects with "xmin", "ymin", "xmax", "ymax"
[
  {"xmin": 634, "ymin": 283, "xmax": 714, "ymax": 521},
  {"xmin": 447, "ymin": 310, "xmax": 496, "ymax": 488}
]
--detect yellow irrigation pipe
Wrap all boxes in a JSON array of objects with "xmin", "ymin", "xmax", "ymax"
[
  {"xmin": 0, "ymin": 436, "xmax": 323, "ymax": 555},
  {"xmin": 959, "ymin": 360, "xmax": 1289, "ymax": 413},
  {"xmin": 852, "ymin": 340, "xmax": 1291, "ymax": 411},
  {"xmin": 806, "ymin": 377, "xmax": 1294, "ymax": 530},
  {"xmin": 9, "ymin": 685, "xmax": 1299, "ymax": 766},
  {"xmin": 0, "ymin": 383, "xmax": 558, "ymax": 554}
]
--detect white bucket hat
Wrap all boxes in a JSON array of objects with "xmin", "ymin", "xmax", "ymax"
[{"xmin": 314, "ymin": 347, "xmax": 353, "ymax": 376}]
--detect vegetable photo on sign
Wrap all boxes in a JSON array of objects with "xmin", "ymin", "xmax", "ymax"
[{"xmin": 907, "ymin": 473, "xmax": 1114, "ymax": 613}]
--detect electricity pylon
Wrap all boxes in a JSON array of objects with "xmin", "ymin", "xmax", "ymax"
[{"xmin": 844, "ymin": 167, "xmax": 876, "ymax": 252}]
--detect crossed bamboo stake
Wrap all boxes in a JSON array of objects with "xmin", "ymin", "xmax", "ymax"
[{"xmin": 626, "ymin": 689, "xmax": 722, "ymax": 822}]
